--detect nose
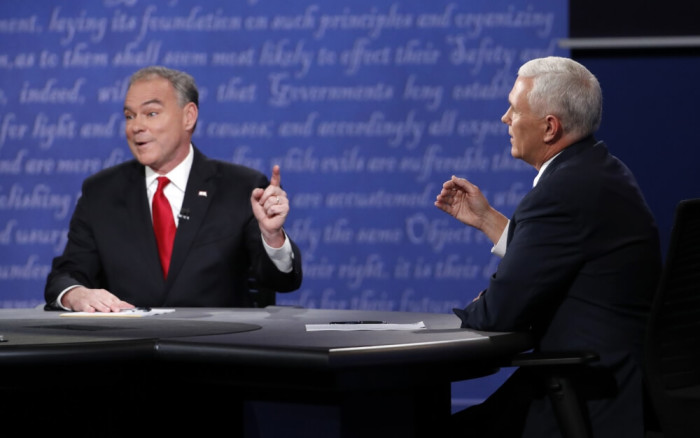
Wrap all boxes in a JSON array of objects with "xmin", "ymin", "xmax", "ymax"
[
  {"xmin": 501, "ymin": 107, "xmax": 512, "ymax": 125},
  {"xmin": 127, "ymin": 115, "xmax": 145, "ymax": 135}
]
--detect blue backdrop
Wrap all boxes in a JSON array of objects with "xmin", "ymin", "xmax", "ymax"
[{"xmin": 0, "ymin": 0, "xmax": 567, "ymax": 407}]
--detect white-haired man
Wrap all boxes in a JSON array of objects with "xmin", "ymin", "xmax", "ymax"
[{"xmin": 437, "ymin": 57, "xmax": 661, "ymax": 437}]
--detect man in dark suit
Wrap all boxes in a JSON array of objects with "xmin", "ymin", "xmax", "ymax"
[
  {"xmin": 436, "ymin": 57, "xmax": 661, "ymax": 436},
  {"xmin": 45, "ymin": 66, "xmax": 302, "ymax": 312}
]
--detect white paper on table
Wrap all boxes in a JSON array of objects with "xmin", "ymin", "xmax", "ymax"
[
  {"xmin": 305, "ymin": 321, "xmax": 426, "ymax": 332},
  {"xmin": 59, "ymin": 308, "xmax": 176, "ymax": 318}
]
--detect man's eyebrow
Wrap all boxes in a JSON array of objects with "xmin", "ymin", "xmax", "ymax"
[{"xmin": 124, "ymin": 98, "xmax": 164, "ymax": 112}]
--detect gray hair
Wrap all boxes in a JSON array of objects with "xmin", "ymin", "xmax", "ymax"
[
  {"xmin": 518, "ymin": 57, "xmax": 602, "ymax": 139},
  {"xmin": 129, "ymin": 66, "xmax": 199, "ymax": 109}
]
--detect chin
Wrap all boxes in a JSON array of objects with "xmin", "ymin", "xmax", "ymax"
[{"xmin": 133, "ymin": 154, "xmax": 157, "ymax": 168}]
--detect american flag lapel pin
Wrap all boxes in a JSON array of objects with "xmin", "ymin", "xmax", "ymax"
[{"xmin": 198, "ymin": 190, "xmax": 207, "ymax": 197}]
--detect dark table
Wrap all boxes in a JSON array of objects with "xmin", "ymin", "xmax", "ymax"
[{"xmin": 0, "ymin": 307, "xmax": 531, "ymax": 437}]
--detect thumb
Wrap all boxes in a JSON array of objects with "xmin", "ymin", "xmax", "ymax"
[
  {"xmin": 251, "ymin": 187, "xmax": 263, "ymax": 201},
  {"xmin": 451, "ymin": 175, "xmax": 474, "ymax": 193}
]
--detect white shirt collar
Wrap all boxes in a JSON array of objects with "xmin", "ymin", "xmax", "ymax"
[
  {"xmin": 533, "ymin": 151, "xmax": 562, "ymax": 187},
  {"xmin": 145, "ymin": 144, "xmax": 194, "ymax": 191}
]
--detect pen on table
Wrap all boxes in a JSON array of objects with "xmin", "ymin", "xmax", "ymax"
[{"xmin": 329, "ymin": 321, "xmax": 386, "ymax": 324}]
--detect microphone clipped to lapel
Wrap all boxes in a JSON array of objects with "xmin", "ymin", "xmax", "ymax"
[
  {"xmin": 178, "ymin": 208, "xmax": 191, "ymax": 221},
  {"xmin": 178, "ymin": 191, "xmax": 207, "ymax": 221}
]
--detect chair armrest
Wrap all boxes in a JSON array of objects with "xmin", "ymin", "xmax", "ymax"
[
  {"xmin": 508, "ymin": 350, "xmax": 600, "ymax": 367},
  {"xmin": 506, "ymin": 351, "xmax": 600, "ymax": 438}
]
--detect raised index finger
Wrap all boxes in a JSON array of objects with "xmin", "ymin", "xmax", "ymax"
[{"xmin": 270, "ymin": 164, "xmax": 281, "ymax": 187}]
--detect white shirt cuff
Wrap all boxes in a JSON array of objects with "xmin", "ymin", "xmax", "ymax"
[
  {"xmin": 261, "ymin": 231, "xmax": 294, "ymax": 273},
  {"xmin": 491, "ymin": 220, "xmax": 510, "ymax": 258},
  {"xmin": 55, "ymin": 285, "xmax": 81, "ymax": 311}
]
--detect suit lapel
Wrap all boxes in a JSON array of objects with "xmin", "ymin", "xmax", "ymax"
[
  {"xmin": 166, "ymin": 147, "xmax": 218, "ymax": 287},
  {"xmin": 125, "ymin": 162, "xmax": 166, "ymax": 282}
]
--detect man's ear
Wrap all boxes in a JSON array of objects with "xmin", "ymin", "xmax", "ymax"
[
  {"xmin": 183, "ymin": 102, "xmax": 198, "ymax": 132},
  {"xmin": 543, "ymin": 114, "xmax": 563, "ymax": 144}
]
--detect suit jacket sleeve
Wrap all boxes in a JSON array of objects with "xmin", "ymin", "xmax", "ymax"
[
  {"xmin": 44, "ymin": 177, "xmax": 104, "ymax": 309},
  {"xmin": 242, "ymin": 175, "xmax": 303, "ymax": 293},
  {"xmin": 454, "ymin": 183, "xmax": 585, "ymax": 332}
]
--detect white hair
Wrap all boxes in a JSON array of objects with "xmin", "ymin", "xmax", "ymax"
[{"xmin": 518, "ymin": 57, "xmax": 602, "ymax": 139}]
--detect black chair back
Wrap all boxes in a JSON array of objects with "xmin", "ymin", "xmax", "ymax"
[{"xmin": 646, "ymin": 199, "xmax": 700, "ymax": 437}]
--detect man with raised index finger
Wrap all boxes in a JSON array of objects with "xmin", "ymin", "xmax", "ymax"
[{"xmin": 45, "ymin": 65, "xmax": 302, "ymax": 312}]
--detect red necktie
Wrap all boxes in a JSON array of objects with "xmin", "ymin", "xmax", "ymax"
[{"xmin": 153, "ymin": 177, "xmax": 176, "ymax": 278}]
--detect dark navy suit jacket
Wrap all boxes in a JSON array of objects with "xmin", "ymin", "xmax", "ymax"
[
  {"xmin": 454, "ymin": 136, "xmax": 662, "ymax": 437},
  {"xmin": 45, "ymin": 146, "xmax": 302, "ymax": 308}
]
